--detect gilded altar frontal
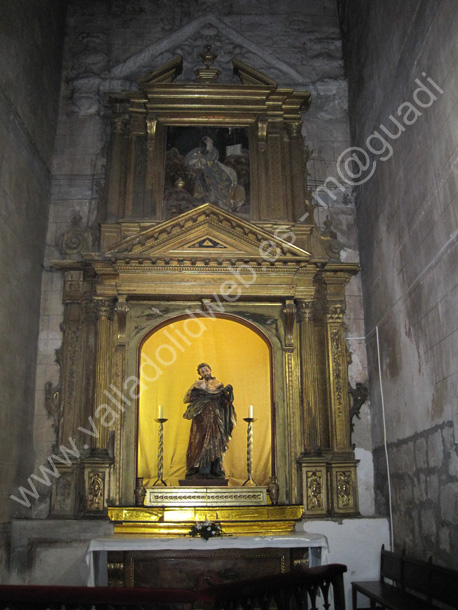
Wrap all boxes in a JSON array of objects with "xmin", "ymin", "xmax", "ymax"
[{"xmin": 50, "ymin": 50, "xmax": 360, "ymax": 529}]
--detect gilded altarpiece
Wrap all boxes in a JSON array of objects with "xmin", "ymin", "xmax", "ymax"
[{"xmin": 51, "ymin": 55, "xmax": 359, "ymax": 527}]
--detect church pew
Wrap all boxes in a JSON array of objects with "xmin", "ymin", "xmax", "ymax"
[
  {"xmin": 207, "ymin": 564, "xmax": 348, "ymax": 610},
  {"xmin": 0, "ymin": 564, "xmax": 347, "ymax": 610}
]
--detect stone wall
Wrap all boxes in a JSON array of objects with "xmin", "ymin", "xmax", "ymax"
[
  {"xmin": 0, "ymin": 0, "xmax": 66, "ymax": 537},
  {"xmin": 373, "ymin": 422, "xmax": 458, "ymax": 567},
  {"xmin": 340, "ymin": 0, "xmax": 458, "ymax": 566}
]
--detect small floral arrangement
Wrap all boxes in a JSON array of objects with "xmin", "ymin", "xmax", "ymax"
[{"xmin": 189, "ymin": 520, "xmax": 223, "ymax": 540}]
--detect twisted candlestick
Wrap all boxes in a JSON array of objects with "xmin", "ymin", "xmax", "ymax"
[
  {"xmin": 153, "ymin": 418, "xmax": 168, "ymax": 486},
  {"xmin": 242, "ymin": 417, "xmax": 258, "ymax": 486}
]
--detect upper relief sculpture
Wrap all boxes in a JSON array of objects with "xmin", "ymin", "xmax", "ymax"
[{"xmin": 164, "ymin": 130, "xmax": 249, "ymax": 219}]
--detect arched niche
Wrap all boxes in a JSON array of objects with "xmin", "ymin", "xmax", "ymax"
[{"xmin": 137, "ymin": 315, "xmax": 273, "ymax": 487}]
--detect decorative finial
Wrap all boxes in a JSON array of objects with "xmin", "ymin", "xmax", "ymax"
[
  {"xmin": 199, "ymin": 45, "xmax": 217, "ymax": 68},
  {"xmin": 194, "ymin": 45, "xmax": 221, "ymax": 83}
]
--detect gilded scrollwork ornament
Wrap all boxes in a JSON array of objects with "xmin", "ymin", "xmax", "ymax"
[
  {"xmin": 336, "ymin": 471, "xmax": 352, "ymax": 508},
  {"xmin": 330, "ymin": 328, "xmax": 344, "ymax": 417},
  {"xmin": 87, "ymin": 471, "xmax": 105, "ymax": 512},
  {"xmin": 306, "ymin": 471, "xmax": 323, "ymax": 511}
]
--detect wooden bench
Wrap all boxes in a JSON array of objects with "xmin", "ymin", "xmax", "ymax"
[
  {"xmin": 209, "ymin": 564, "xmax": 348, "ymax": 610},
  {"xmin": 0, "ymin": 584, "xmax": 206, "ymax": 609},
  {"xmin": 351, "ymin": 545, "xmax": 458, "ymax": 610},
  {"xmin": 0, "ymin": 565, "xmax": 348, "ymax": 610}
]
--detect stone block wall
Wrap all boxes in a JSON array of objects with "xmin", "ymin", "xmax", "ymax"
[
  {"xmin": 0, "ymin": 0, "xmax": 66, "ymax": 536},
  {"xmin": 373, "ymin": 422, "xmax": 458, "ymax": 566},
  {"xmin": 340, "ymin": 0, "xmax": 458, "ymax": 566}
]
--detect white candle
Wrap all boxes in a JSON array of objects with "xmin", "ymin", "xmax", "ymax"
[
  {"xmin": 248, "ymin": 405, "xmax": 253, "ymax": 419},
  {"xmin": 158, "ymin": 405, "xmax": 163, "ymax": 419}
]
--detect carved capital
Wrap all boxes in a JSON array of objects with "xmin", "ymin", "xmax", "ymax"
[
  {"xmin": 82, "ymin": 293, "xmax": 97, "ymax": 321},
  {"xmin": 129, "ymin": 114, "xmax": 145, "ymax": 137},
  {"xmin": 296, "ymin": 300, "xmax": 313, "ymax": 323},
  {"xmin": 96, "ymin": 298, "xmax": 115, "ymax": 320},
  {"xmin": 286, "ymin": 121, "xmax": 302, "ymax": 138},
  {"xmin": 257, "ymin": 116, "xmax": 268, "ymax": 151},
  {"xmin": 328, "ymin": 303, "xmax": 345, "ymax": 322},
  {"xmin": 112, "ymin": 114, "xmax": 128, "ymax": 134}
]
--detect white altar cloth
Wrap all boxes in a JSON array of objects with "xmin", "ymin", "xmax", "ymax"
[{"xmin": 85, "ymin": 531, "xmax": 328, "ymax": 586}]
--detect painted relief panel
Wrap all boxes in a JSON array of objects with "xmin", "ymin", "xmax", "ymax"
[{"xmin": 163, "ymin": 126, "xmax": 250, "ymax": 220}]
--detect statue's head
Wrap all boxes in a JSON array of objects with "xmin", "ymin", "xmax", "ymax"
[{"xmin": 197, "ymin": 363, "xmax": 213, "ymax": 379}]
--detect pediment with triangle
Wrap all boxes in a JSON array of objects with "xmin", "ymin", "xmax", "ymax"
[
  {"xmin": 104, "ymin": 204, "xmax": 311, "ymax": 262},
  {"xmin": 109, "ymin": 14, "xmax": 306, "ymax": 87}
]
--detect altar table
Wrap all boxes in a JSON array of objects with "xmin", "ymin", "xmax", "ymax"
[{"xmin": 86, "ymin": 531, "xmax": 328, "ymax": 587}]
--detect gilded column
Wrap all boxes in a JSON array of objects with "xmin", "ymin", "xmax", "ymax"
[
  {"xmin": 297, "ymin": 298, "xmax": 330, "ymax": 517},
  {"xmin": 297, "ymin": 300, "xmax": 320, "ymax": 453},
  {"xmin": 253, "ymin": 116, "xmax": 268, "ymax": 220},
  {"xmin": 110, "ymin": 297, "xmax": 130, "ymax": 505},
  {"xmin": 145, "ymin": 115, "xmax": 157, "ymax": 219},
  {"xmin": 266, "ymin": 125, "xmax": 287, "ymax": 220},
  {"xmin": 92, "ymin": 297, "xmax": 115, "ymax": 453},
  {"xmin": 78, "ymin": 292, "xmax": 97, "ymax": 447},
  {"xmin": 106, "ymin": 110, "xmax": 128, "ymax": 220},
  {"xmin": 287, "ymin": 121, "xmax": 308, "ymax": 222},
  {"xmin": 282, "ymin": 299, "xmax": 302, "ymax": 503},
  {"xmin": 124, "ymin": 115, "xmax": 145, "ymax": 218},
  {"xmin": 326, "ymin": 302, "xmax": 352, "ymax": 454},
  {"xmin": 322, "ymin": 272, "xmax": 359, "ymax": 515},
  {"xmin": 59, "ymin": 271, "xmax": 89, "ymax": 446}
]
